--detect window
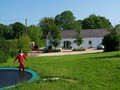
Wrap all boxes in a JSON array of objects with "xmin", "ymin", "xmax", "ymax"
[
  {"xmin": 74, "ymin": 40, "xmax": 76, "ymax": 43},
  {"xmin": 89, "ymin": 41, "xmax": 92, "ymax": 44}
]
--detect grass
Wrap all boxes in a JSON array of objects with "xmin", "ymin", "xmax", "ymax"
[{"xmin": 1, "ymin": 51, "xmax": 120, "ymax": 90}]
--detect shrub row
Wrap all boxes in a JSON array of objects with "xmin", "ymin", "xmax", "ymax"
[
  {"xmin": 72, "ymin": 48, "xmax": 86, "ymax": 51},
  {"xmin": 43, "ymin": 49, "xmax": 61, "ymax": 53}
]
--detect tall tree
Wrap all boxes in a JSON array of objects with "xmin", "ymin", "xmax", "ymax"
[
  {"xmin": 114, "ymin": 24, "xmax": 120, "ymax": 32},
  {"xmin": 75, "ymin": 24, "xmax": 83, "ymax": 48},
  {"xmin": 47, "ymin": 25, "xmax": 61, "ymax": 49},
  {"xmin": 109, "ymin": 24, "xmax": 120, "ymax": 34},
  {"xmin": 39, "ymin": 17, "xmax": 56, "ymax": 38},
  {"xmin": 0, "ymin": 24, "xmax": 12, "ymax": 39},
  {"xmin": 82, "ymin": 14, "xmax": 112, "ymax": 29},
  {"xmin": 10, "ymin": 22, "xmax": 26, "ymax": 38},
  {"xmin": 28, "ymin": 25, "xmax": 42, "ymax": 46},
  {"xmin": 39, "ymin": 17, "xmax": 61, "ymax": 48},
  {"xmin": 55, "ymin": 10, "xmax": 76, "ymax": 30},
  {"xmin": 75, "ymin": 35, "xmax": 83, "ymax": 48},
  {"xmin": 18, "ymin": 35, "xmax": 30, "ymax": 55},
  {"xmin": 74, "ymin": 20, "xmax": 82, "ymax": 33}
]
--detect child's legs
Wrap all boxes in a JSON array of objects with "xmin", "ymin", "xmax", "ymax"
[
  {"xmin": 20, "ymin": 62, "xmax": 25, "ymax": 71},
  {"xmin": 19, "ymin": 64, "xmax": 22, "ymax": 71}
]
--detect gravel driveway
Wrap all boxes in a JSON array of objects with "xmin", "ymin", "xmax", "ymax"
[{"xmin": 28, "ymin": 48, "xmax": 104, "ymax": 57}]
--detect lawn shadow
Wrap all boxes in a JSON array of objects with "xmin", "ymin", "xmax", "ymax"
[
  {"xmin": 115, "ymin": 67, "xmax": 120, "ymax": 70},
  {"xmin": 88, "ymin": 54, "xmax": 120, "ymax": 60}
]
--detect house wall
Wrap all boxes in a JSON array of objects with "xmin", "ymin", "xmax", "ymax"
[
  {"xmin": 80, "ymin": 37, "xmax": 103, "ymax": 48},
  {"xmin": 46, "ymin": 37, "xmax": 103, "ymax": 49}
]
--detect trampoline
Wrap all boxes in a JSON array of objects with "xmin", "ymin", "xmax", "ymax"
[{"xmin": 0, "ymin": 68, "xmax": 39, "ymax": 90}]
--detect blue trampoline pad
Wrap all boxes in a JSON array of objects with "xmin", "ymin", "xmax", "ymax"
[{"xmin": 0, "ymin": 68, "xmax": 39, "ymax": 90}]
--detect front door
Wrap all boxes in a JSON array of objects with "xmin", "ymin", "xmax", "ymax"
[{"xmin": 63, "ymin": 41, "xmax": 71, "ymax": 49}]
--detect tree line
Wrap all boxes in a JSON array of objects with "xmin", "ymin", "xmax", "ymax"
[
  {"xmin": 39, "ymin": 11, "xmax": 113, "ymax": 39},
  {"xmin": 0, "ymin": 10, "xmax": 120, "ymax": 62},
  {"xmin": 0, "ymin": 10, "xmax": 114, "ymax": 40}
]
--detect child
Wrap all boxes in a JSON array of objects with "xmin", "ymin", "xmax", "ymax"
[{"xmin": 13, "ymin": 50, "xmax": 28, "ymax": 71}]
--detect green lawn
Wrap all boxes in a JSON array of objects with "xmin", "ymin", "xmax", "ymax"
[{"xmin": 1, "ymin": 51, "xmax": 120, "ymax": 90}]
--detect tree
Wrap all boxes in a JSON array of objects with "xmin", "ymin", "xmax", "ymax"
[
  {"xmin": 74, "ymin": 21, "xmax": 82, "ymax": 33},
  {"xmin": 75, "ymin": 26, "xmax": 83, "ymax": 48},
  {"xmin": 111, "ymin": 24, "xmax": 120, "ymax": 33},
  {"xmin": 47, "ymin": 26, "xmax": 61, "ymax": 49},
  {"xmin": 75, "ymin": 35, "xmax": 83, "ymax": 48},
  {"xmin": 28, "ymin": 25, "xmax": 42, "ymax": 46},
  {"xmin": 115, "ymin": 24, "xmax": 120, "ymax": 30},
  {"xmin": 103, "ymin": 24, "xmax": 120, "ymax": 52},
  {"xmin": 0, "ymin": 37, "xmax": 9, "ymax": 63},
  {"xmin": 55, "ymin": 10, "xmax": 76, "ymax": 30},
  {"xmin": 103, "ymin": 33, "xmax": 120, "ymax": 52},
  {"xmin": 18, "ymin": 35, "xmax": 30, "ymax": 55},
  {"xmin": 39, "ymin": 17, "xmax": 56, "ymax": 38},
  {"xmin": 0, "ymin": 24, "xmax": 5, "ymax": 37},
  {"xmin": 3, "ymin": 25, "xmax": 12, "ymax": 39},
  {"xmin": 10, "ymin": 22, "xmax": 26, "ymax": 38},
  {"xmin": 0, "ymin": 24, "xmax": 12, "ymax": 39},
  {"xmin": 82, "ymin": 14, "xmax": 112, "ymax": 29}
]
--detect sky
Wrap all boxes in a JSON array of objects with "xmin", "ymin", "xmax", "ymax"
[{"xmin": 0, "ymin": 0, "xmax": 120, "ymax": 26}]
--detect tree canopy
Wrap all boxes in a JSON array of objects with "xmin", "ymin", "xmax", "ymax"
[
  {"xmin": 39, "ymin": 17, "xmax": 57, "ymax": 38},
  {"xmin": 18, "ymin": 35, "xmax": 31, "ymax": 55},
  {"xmin": 0, "ymin": 24, "xmax": 11, "ymax": 39},
  {"xmin": 47, "ymin": 25, "xmax": 61, "ymax": 49},
  {"xmin": 10, "ymin": 22, "xmax": 26, "ymax": 38},
  {"xmin": 28, "ymin": 25, "xmax": 42, "ymax": 45},
  {"xmin": 0, "ymin": 24, "xmax": 5, "ymax": 36},
  {"xmin": 75, "ymin": 35, "xmax": 83, "ymax": 48},
  {"xmin": 39, "ymin": 17, "xmax": 61, "ymax": 48},
  {"xmin": 82, "ymin": 14, "xmax": 112, "ymax": 29},
  {"xmin": 55, "ymin": 10, "xmax": 76, "ymax": 30}
]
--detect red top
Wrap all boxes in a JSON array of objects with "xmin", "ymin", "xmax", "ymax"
[{"xmin": 14, "ymin": 54, "xmax": 28, "ymax": 63}]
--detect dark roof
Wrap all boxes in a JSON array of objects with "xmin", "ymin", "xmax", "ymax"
[{"xmin": 61, "ymin": 29, "xmax": 110, "ymax": 38}]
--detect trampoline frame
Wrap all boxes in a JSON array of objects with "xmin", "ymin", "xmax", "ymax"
[{"xmin": 0, "ymin": 68, "xmax": 39, "ymax": 90}]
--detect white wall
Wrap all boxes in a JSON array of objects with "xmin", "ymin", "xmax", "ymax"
[
  {"xmin": 80, "ymin": 37, "xmax": 103, "ymax": 48},
  {"xmin": 46, "ymin": 37, "xmax": 103, "ymax": 49}
]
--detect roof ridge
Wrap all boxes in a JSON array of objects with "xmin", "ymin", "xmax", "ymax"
[{"xmin": 61, "ymin": 29, "xmax": 109, "ymax": 38}]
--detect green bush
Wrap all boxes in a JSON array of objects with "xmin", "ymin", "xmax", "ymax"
[
  {"xmin": 23, "ymin": 48, "xmax": 28, "ymax": 56},
  {"xmin": 0, "ymin": 50, "xmax": 7, "ymax": 63},
  {"xmin": 10, "ymin": 49, "xmax": 19, "ymax": 58},
  {"xmin": 72, "ymin": 48, "xmax": 86, "ymax": 51},
  {"xmin": 0, "ymin": 37, "xmax": 9, "ymax": 63},
  {"xmin": 39, "ymin": 39, "xmax": 46, "ymax": 48},
  {"xmin": 6, "ymin": 39, "xmax": 18, "ymax": 49},
  {"xmin": 18, "ymin": 35, "xmax": 31, "ymax": 55},
  {"xmin": 6, "ymin": 39, "xmax": 19, "ymax": 58},
  {"xmin": 103, "ymin": 33, "xmax": 120, "ymax": 52},
  {"xmin": 5, "ymin": 35, "xmax": 31, "ymax": 58},
  {"xmin": 43, "ymin": 48, "xmax": 61, "ymax": 53}
]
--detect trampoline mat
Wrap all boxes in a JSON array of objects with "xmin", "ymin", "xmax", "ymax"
[{"xmin": 0, "ymin": 69, "xmax": 32, "ymax": 88}]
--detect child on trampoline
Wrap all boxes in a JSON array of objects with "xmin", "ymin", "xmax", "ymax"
[{"xmin": 13, "ymin": 50, "xmax": 28, "ymax": 71}]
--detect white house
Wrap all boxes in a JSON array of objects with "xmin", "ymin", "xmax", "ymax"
[{"xmin": 46, "ymin": 29, "xmax": 109, "ymax": 49}]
